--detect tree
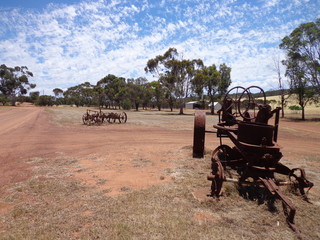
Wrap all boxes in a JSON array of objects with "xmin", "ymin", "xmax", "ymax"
[
  {"xmin": 97, "ymin": 74, "xmax": 127, "ymax": 109},
  {"xmin": 272, "ymin": 54, "xmax": 290, "ymax": 118},
  {"xmin": 205, "ymin": 65, "xmax": 221, "ymax": 114},
  {"xmin": 0, "ymin": 94, "xmax": 8, "ymax": 105},
  {"xmin": 280, "ymin": 18, "xmax": 320, "ymax": 93},
  {"xmin": 218, "ymin": 63, "xmax": 232, "ymax": 96},
  {"xmin": 280, "ymin": 18, "xmax": 320, "ymax": 120},
  {"xmin": 145, "ymin": 48, "xmax": 178, "ymax": 112},
  {"xmin": 53, "ymin": 88, "xmax": 63, "ymax": 98},
  {"xmin": 174, "ymin": 58, "xmax": 204, "ymax": 114},
  {"xmin": 145, "ymin": 48, "xmax": 203, "ymax": 114},
  {"xmin": 127, "ymin": 77, "xmax": 148, "ymax": 111},
  {"xmin": 0, "ymin": 64, "xmax": 36, "ymax": 106},
  {"xmin": 36, "ymin": 95, "xmax": 55, "ymax": 106},
  {"xmin": 63, "ymin": 82, "xmax": 94, "ymax": 107},
  {"xmin": 191, "ymin": 69, "xmax": 208, "ymax": 103},
  {"xmin": 52, "ymin": 88, "xmax": 64, "ymax": 105},
  {"xmin": 282, "ymin": 57, "xmax": 316, "ymax": 120},
  {"xmin": 142, "ymin": 82, "xmax": 153, "ymax": 109},
  {"xmin": 29, "ymin": 91, "xmax": 40, "ymax": 104},
  {"xmin": 149, "ymin": 81, "xmax": 164, "ymax": 111}
]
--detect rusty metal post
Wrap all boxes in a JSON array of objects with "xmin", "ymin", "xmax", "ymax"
[{"xmin": 193, "ymin": 110, "xmax": 206, "ymax": 158}]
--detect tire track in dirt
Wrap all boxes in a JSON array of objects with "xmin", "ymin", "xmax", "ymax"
[{"xmin": 0, "ymin": 105, "xmax": 195, "ymax": 197}]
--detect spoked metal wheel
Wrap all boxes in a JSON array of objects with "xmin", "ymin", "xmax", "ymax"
[
  {"xmin": 211, "ymin": 145, "xmax": 233, "ymax": 167},
  {"xmin": 82, "ymin": 113, "xmax": 89, "ymax": 125},
  {"xmin": 221, "ymin": 86, "xmax": 246, "ymax": 125},
  {"xmin": 208, "ymin": 147, "xmax": 226, "ymax": 198},
  {"xmin": 193, "ymin": 110, "xmax": 206, "ymax": 158},
  {"xmin": 107, "ymin": 114, "xmax": 115, "ymax": 123},
  {"xmin": 238, "ymin": 86, "xmax": 266, "ymax": 121},
  {"xmin": 96, "ymin": 115, "xmax": 103, "ymax": 125},
  {"xmin": 88, "ymin": 116, "xmax": 96, "ymax": 126},
  {"xmin": 119, "ymin": 112, "xmax": 127, "ymax": 123}
]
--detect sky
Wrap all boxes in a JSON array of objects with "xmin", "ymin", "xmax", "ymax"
[{"xmin": 0, "ymin": 0, "xmax": 319, "ymax": 95}]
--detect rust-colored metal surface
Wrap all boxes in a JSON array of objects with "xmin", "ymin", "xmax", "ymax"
[
  {"xmin": 193, "ymin": 110, "xmax": 206, "ymax": 158},
  {"xmin": 82, "ymin": 109, "xmax": 127, "ymax": 126},
  {"xmin": 193, "ymin": 85, "xmax": 314, "ymax": 232}
]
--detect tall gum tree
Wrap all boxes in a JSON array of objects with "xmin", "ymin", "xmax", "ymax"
[
  {"xmin": 280, "ymin": 18, "xmax": 320, "ymax": 120},
  {"xmin": 145, "ymin": 48, "xmax": 203, "ymax": 114},
  {"xmin": 0, "ymin": 64, "xmax": 36, "ymax": 106}
]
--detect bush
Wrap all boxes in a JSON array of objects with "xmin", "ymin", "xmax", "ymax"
[
  {"xmin": 0, "ymin": 94, "xmax": 9, "ymax": 105},
  {"xmin": 289, "ymin": 105, "xmax": 302, "ymax": 111},
  {"xmin": 36, "ymin": 95, "xmax": 55, "ymax": 106}
]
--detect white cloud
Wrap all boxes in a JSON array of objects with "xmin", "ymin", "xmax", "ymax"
[{"xmin": 0, "ymin": 0, "xmax": 319, "ymax": 95}]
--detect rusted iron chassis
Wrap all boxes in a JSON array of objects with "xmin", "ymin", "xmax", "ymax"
[
  {"xmin": 82, "ymin": 109, "xmax": 127, "ymax": 126},
  {"xmin": 193, "ymin": 86, "xmax": 313, "ymax": 232}
]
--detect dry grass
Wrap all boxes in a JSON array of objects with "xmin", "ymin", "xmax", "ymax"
[
  {"xmin": 45, "ymin": 106, "xmax": 218, "ymax": 130},
  {"xmin": 1, "ymin": 150, "xmax": 319, "ymax": 239},
  {"xmin": 1, "ymin": 106, "xmax": 320, "ymax": 239},
  {"xmin": 266, "ymin": 94, "xmax": 320, "ymax": 119}
]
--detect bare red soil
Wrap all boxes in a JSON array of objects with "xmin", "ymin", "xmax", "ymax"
[
  {"xmin": 0, "ymin": 105, "xmax": 193, "ymax": 198},
  {"xmin": 0, "ymin": 104, "xmax": 319, "ymax": 203}
]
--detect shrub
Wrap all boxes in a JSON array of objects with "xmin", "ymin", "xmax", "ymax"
[
  {"xmin": 288, "ymin": 105, "xmax": 302, "ymax": 111},
  {"xmin": 36, "ymin": 95, "xmax": 55, "ymax": 106}
]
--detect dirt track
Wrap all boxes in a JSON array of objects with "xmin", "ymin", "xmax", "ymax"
[{"xmin": 0, "ymin": 105, "xmax": 195, "ymax": 197}]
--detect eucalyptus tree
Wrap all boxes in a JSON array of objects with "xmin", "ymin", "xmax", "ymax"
[
  {"xmin": 280, "ymin": 19, "xmax": 320, "ymax": 93},
  {"xmin": 218, "ymin": 63, "xmax": 232, "ymax": 96},
  {"xmin": 52, "ymin": 88, "xmax": 64, "ymax": 98},
  {"xmin": 52, "ymin": 88, "xmax": 64, "ymax": 105},
  {"xmin": 205, "ymin": 64, "xmax": 221, "ymax": 114},
  {"xmin": 145, "ymin": 48, "xmax": 178, "ymax": 112},
  {"xmin": 145, "ymin": 48, "xmax": 203, "ymax": 114},
  {"xmin": 0, "ymin": 94, "xmax": 8, "ymax": 105},
  {"xmin": 64, "ymin": 82, "xmax": 94, "ymax": 107},
  {"xmin": 149, "ymin": 80, "xmax": 164, "ymax": 111},
  {"xmin": 0, "ymin": 64, "xmax": 36, "ymax": 105},
  {"xmin": 97, "ymin": 74, "xmax": 127, "ymax": 109},
  {"xmin": 282, "ymin": 57, "xmax": 316, "ymax": 120},
  {"xmin": 280, "ymin": 18, "xmax": 320, "ymax": 119},
  {"xmin": 127, "ymin": 77, "xmax": 148, "ymax": 111}
]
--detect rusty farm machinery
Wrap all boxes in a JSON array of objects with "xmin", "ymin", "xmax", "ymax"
[
  {"xmin": 82, "ymin": 109, "xmax": 127, "ymax": 126},
  {"xmin": 193, "ymin": 86, "xmax": 314, "ymax": 232}
]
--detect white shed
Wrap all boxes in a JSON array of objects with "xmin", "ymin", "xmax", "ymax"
[
  {"xmin": 185, "ymin": 101, "xmax": 201, "ymax": 109},
  {"xmin": 208, "ymin": 102, "xmax": 222, "ymax": 110}
]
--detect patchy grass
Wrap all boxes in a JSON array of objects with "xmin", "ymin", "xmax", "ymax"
[{"xmin": 1, "ymin": 149, "xmax": 319, "ymax": 240}]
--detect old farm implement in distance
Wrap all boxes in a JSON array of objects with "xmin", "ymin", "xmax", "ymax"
[
  {"xmin": 82, "ymin": 109, "xmax": 127, "ymax": 126},
  {"xmin": 193, "ymin": 86, "xmax": 313, "ymax": 232}
]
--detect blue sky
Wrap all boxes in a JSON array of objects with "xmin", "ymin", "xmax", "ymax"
[{"xmin": 0, "ymin": 0, "xmax": 319, "ymax": 95}]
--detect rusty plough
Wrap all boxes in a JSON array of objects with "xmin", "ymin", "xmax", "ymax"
[
  {"xmin": 82, "ymin": 109, "xmax": 127, "ymax": 126},
  {"xmin": 193, "ymin": 86, "xmax": 313, "ymax": 232}
]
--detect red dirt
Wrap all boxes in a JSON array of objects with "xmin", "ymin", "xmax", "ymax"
[
  {"xmin": 0, "ymin": 105, "xmax": 193, "ymax": 198},
  {"xmin": 1, "ymin": 104, "xmax": 319, "ymax": 209}
]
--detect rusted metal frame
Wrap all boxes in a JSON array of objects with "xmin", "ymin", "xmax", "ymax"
[
  {"xmin": 260, "ymin": 178, "xmax": 299, "ymax": 232},
  {"xmin": 289, "ymin": 168, "xmax": 314, "ymax": 197},
  {"xmin": 273, "ymin": 107, "xmax": 281, "ymax": 142}
]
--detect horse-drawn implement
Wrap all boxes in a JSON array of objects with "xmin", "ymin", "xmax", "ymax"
[
  {"xmin": 82, "ymin": 109, "xmax": 127, "ymax": 126},
  {"xmin": 193, "ymin": 86, "xmax": 313, "ymax": 232}
]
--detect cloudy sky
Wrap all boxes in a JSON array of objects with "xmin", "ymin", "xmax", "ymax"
[{"xmin": 0, "ymin": 0, "xmax": 319, "ymax": 95}]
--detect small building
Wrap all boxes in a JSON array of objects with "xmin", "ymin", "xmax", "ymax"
[
  {"xmin": 185, "ymin": 101, "xmax": 201, "ymax": 109},
  {"xmin": 208, "ymin": 102, "xmax": 222, "ymax": 110}
]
